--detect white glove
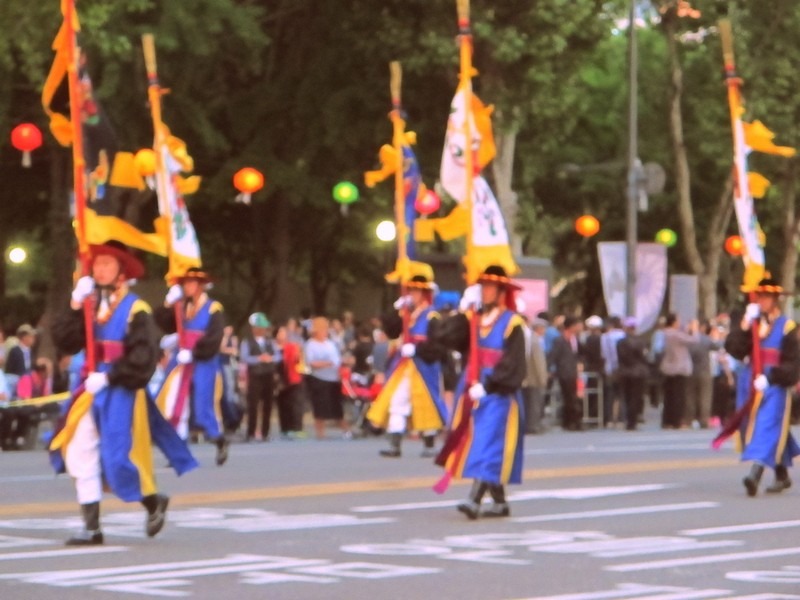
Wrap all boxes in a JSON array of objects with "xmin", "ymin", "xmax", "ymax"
[
  {"xmin": 400, "ymin": 343, "xmax": 416, "ymax": 358},
  {"xmin": 468, "ymin": 382, "xmax": 486, "ymax": 401},
  {"xmin": 84, "ymin": 372, "xmax": 109, "ymax": 394},
  {"xmin": 393, "ymin": 295, "xmax": 412, "ymax": 310},
  {"xmin": 71, "ymin": 276, "xmax": 95, "ymax": 304},
  {"xmin": 176, "ymin": 348, "xmax": 193, "ymax": 365},
  {"xmin": 753, "ymin": 374, "xmax": 769, "ymax": 392},
  {"xmin": 459, "ymin": 284, "xmax": 482, "ymax": 312},
  {"xmin": 744, "ymin": 303, "xmax": 760, "ymax": 324},
  {"xmin": 165, "ymin": 284, "xmax": 183, "ymax": 306}
]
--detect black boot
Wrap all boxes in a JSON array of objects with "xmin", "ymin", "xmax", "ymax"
[
  {"xmin": 66, "ymin": 502, "xmax": 103, "ymax": 546},
  {"xmin": 743, "ymin": 464, "xmax": 764, "ymax": 497},
  {"xmin": 456, "ymin": 480, "xmax": 488, "ymax": 520},
  {"xmin": 420, "ymin": 434, "xmax": 437, "ymax": 458},
  {"xmin": 481, "ymin": 484, "xmax": 510, "ymax": 517},
  {"xmin": 379, "ymin": 433, "xmax": 402, "ymax": 457},
  {"xmin": 142, "ymin": 494, "xmax": 169, "ymax": 537},
  {"xmin": 766, "ymin": 465, "xmax": 792, "ymax": 493},
  {"xmin": 215, "ymin": 436, "xmax": 230, "ymax": 466}
]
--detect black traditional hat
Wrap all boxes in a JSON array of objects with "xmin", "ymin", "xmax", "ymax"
[
  {"xmin": 753, "ymin": 277, "xmax": 786, "ymax": 295},
  {"xmin": 175, "ymin": 267, "xmax": 213, "ymax": 285},
  {"xmin": 406, "ymin": 274, "xmax": 435, "ymax": 290},
  {"xmin": 477, "ymin": 265, "xmax": 521, "ymax": 290}
]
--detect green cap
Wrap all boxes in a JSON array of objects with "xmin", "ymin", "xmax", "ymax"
[{"xmin": 248, "ymin": 312, "xmax": 270, "ymax": 328}]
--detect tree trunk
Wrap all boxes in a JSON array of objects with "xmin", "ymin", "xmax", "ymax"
[
  {"xmin": 490, "ymin": 121, "xmax": 522, "ymax": 257},
  {"xmin": 701, "ymin": 173, "xmax": 735, "ymax": 318},
  {"xmin": 268, "ymin": 194, "xmax": 292, "ymax": 320},
  {"xmin": 665, "ymin": 15, "xmax": 710, "ymax": 317},
  {"xmin": 41, "ymin": 146, "xmax": 74, "ymax": 358}
]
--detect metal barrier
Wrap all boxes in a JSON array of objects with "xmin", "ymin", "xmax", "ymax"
[
  {"xmin": 543, "ymin": 371, "xmax": 604, "ymax": 429},
  {"xmin": 582, "ymin": 371, "xmax": 604, "ymax": 427}
]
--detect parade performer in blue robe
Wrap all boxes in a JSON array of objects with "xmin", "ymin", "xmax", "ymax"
[
  {"xmin": 725, "ymin": 277, "xmax": 800, "ymax": 496},
  {"xmin": 50, "ymin": 242, "xmax": 198, "ymax": 546},
  {"xmin": 368, "ymin": 272, "xmax": 447, "ymax": 458},
  {"xmin": 435, "ymin": 265, "xmax": 526, "ymax": 519},
  {"xmin": 155, "ymin": 267, "xmax": 229, "ymax": 466}
]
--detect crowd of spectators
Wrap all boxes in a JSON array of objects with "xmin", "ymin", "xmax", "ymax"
[{"xmin": 3, "ymin": 302, "xmax": 799, "ymax": 450}]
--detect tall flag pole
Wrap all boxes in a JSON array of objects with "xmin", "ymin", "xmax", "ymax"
[
  {"xmin": 712, "ymin": 19, "xmax": 795, "ymax": 448},
  {"xmin": 365, "ymin": 63, "xmax": 435, "ymax": 338},
  {"xmin": 719, "ymin": 20, "xmax": 763, "ymax": 293},
  {"xmin": 456, "ymin": 0, "xmax": 475, "ymax": 288},
  {"xmin": 389, "ymin": 62, "xmax": 411, "ymax": 342},
  {"xmin": 42, "ymin": 0, "xmax": 95, "ymax": 369},
  {"xmin": 142, "ymin": 34, "xmax": 203, "ymax": 342},
  {"xmin": 432, "ymin": 0, "xmax": 480, "ymax": 494}
]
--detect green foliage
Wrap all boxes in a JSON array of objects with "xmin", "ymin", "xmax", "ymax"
[{"xmin": 3, "ymin": 0, "xmax": 800, "ymax": 322}]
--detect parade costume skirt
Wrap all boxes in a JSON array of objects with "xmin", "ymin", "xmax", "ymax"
[
  {"xmin": 441, "ymin": 378, "xmax": 524, "ymax": 486},
  {"xmin": 735, "ymin": 365, "xmax": 800, "ymax": 468},
  {"xmin": 50, "ymin": 385, "xmax": 198, "ymax": 502},
  {"xmin": 367, "ymin": 356, "xmax": 446, "ymax": 432},
  {"xmin": 157, "ymin": 357, "xmax": 225, "ymax": 439}
]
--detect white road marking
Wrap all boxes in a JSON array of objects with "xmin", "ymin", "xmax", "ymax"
[
  {"xmin": 608, "ymin": 547, "xmax": 800, "ymax": 572},
  {"xmin": 525, "ymin": 443, "xmax": 714, "ymax": 455},
  {"xmin": 0, "ymin": 553, "xmax": 439, "ymax": 596},
  {"xmin": 352, "ymin": 484, "xmax": 672, "ymax": 513},
  {"xmin": 681, "ymin": 520, "xmax": 800, "ymax": 536},
  {"xmin": 0, "ymin": 546, "xmax": 127, "ymax": 561},
  {"xmin": 513, "ymin": 501, "xmax": 717, "ymax": 523},
  {"xmin": 518, "ymin": 582, "xmax": 729, "ymax": 599}
]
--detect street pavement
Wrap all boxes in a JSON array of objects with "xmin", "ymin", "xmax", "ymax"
[{"xmin": 1, "ymin": 411, "xmax": 799, "ymax": 600}]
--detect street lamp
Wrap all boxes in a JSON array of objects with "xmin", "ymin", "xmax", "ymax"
[
  {"xmin": 7, "ymin": 247, "xmax": 27, "ymax": 265},
  {"xmin": 375, "ymin": 220, "xmax": 396, "ymax": 242}
]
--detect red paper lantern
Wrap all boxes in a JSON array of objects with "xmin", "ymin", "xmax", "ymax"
[
  {"xmin": 414, "ymin": 190, "xmax": 441, "ymax": 215},
  {"xmin": 233, "ymin": 167, "xmax": 264, "ymax": 204},
  {"xmin": 233, "ymin": 168, "xmax": 264, "ymax": 194},
  {"xmin": 724, "ymin": 235, "xmax": 744, "ymax": 256},
  {"xmin": 10, "ymin": 123, "xmax": 43, "ymax": 167},
  {"xmin": 575, "ymin": 214, "xmax": 600, "ymax": 238}
]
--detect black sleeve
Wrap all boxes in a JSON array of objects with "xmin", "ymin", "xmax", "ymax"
[
  {"xmin": 381, "ymin": 311, "xmax": 403, "ymax": 340},
  {"xmin": 416, "ymin": 314, "xmax": 446, "ymax": 364},
  {"xmin": 107, "ymin": 310, "xmax": 159, "ymax": 390},
  {"xmin": 153, "ymin": 305, "xmax": 178, "ymax": 334},
  {"xmin": 724, "ymin": 324, "xmax": 753, "ymax": 361},
  {"xmin": 193, "ymin": 309, "xmax": 225, "ymax": 361},
  {"xmin": 768, "ymin": 324, "xmax": 800, "ymax": 388},
  {"xmin": 436, "ymin": 312, "xmax": 470, "ymax": 356},
  {"xmin": 485, "ymin": 324, "xmax": 527, "ymax": 395},
  {"xmin": 51, "ymin": 308, "xmax": 87, "ymax": 356}
]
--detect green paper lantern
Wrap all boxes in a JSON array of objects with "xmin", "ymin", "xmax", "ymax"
[
  {"xmin": 655, "ymin": 228, "xmax": 677, "ymax": 247},
  {"xmin": 333, "ymin": 181, "xmax": 359, "ymax": 205}
]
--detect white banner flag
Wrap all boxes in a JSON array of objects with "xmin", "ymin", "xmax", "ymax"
[{"xmin": 597, "ymin": 242, "xmax": 667, "ymax": 333}]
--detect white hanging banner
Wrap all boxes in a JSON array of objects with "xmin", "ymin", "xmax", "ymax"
[{"xmin": 597, "ymin": 242, "xmax": 667, "ymax": 333}]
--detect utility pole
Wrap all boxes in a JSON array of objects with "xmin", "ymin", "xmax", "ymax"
[{"xmin": 625, "ymin": 0, "xmax": 639, "ymax": 319}]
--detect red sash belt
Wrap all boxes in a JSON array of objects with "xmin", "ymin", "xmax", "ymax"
[
  {"xmin": 94, "ymin": 340, "xmax": 124, "ymax": 364},
  {"xmin": 477, "ymin": 347, "xmax": 503, "ymax": 370},
  {"xmin": 759, "ymin": 347, "xmax": 780, "ymax": 369},
  {"xmin": 181, "ymin": 329, "xmax": 204, "ymax": 350}
]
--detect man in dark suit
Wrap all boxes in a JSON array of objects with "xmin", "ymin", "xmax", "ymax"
[
  {"xmin": 548, "ymin": 316, "xmax": 584, "ymax": 431},
  {"xmin": 5, "ymin": 324, "xmax": 37, "ymax": 399}
]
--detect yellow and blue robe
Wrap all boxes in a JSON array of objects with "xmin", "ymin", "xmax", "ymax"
[
  {"xmin": 156, "ymin": 298, "xmax": 225, "ymax": 440},
  {"xmin": 439, "ymin": 309, "xmax": 526, "ymax": 485},
  {"xmin": 367, "ymin": 306, "xmax": 446, "ymax": 431},
  {"xmin": 733, "ymin": 315, "xmax": 800, "ymax": 468},
  {"xmin": 49, "ymin": 292, "xmax": 197, "ymax": 502}
]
